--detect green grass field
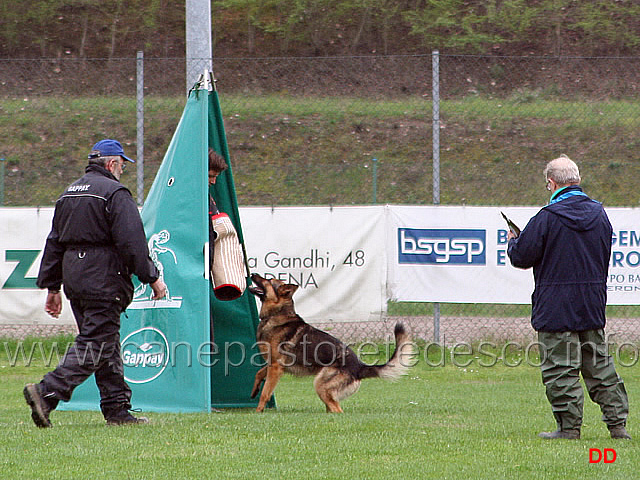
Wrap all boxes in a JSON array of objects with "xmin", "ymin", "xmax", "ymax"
[{"xmin": 2, "ymin": 340, "xmax": 638, "ymax": 479}]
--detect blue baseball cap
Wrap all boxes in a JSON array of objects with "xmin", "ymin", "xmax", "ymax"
[{"xmin": 88, "ymin": 139, "xmax": 135, "ymax": 163}]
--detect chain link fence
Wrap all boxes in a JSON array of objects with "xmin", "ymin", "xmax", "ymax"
[{"xmin": 1, "ymin": 54, "xmax": 639, "ymax": 343}]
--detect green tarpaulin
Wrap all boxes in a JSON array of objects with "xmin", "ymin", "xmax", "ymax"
[{"xmin": 60, "ymin": 73, "xmax": 269, "ymax": 413}]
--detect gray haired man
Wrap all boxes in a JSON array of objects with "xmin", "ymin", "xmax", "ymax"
[{"xmin": 507, "ymin": 155, "xmax": 630, "ymax": 440}]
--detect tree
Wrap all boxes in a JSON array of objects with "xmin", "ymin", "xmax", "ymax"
[
  {"xmin": 20, "ymin": 0, "xmax": 65, "ymax": 56},
  {"xmin": 214, "ymin": 0, "xmax": 268, "ymax": 54},
  {"xmin": 403, "ymin": 0, "xmax": 500, "ymax": 53},
  {"xmin": 483, "ymin": 0, "xmax": 539, "ymax": 50},
  {"xmin": 2, "ymin": 0, "xmax": 640, "ymax": 57},
  {"xmin": 371, "ymin": 0, "xmax": 405, "ymax": 55},
  {"xmin": 0, "ymin": 1, "xmax": 22, "ymax": 55},
  {"xmin": 532, "ymin": 0, "xmax": 576, "ymax": 56},
  {"xmin": 572, "ymin": 0, "xmax": 640, "ymax": 55}
]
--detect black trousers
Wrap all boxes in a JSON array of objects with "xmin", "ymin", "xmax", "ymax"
[{"xmin": 40, "ymin": 298, "xmax": 132, "ymax": 418}]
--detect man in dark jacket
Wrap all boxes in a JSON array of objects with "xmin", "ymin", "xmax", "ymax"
[
  {"xmin": 24, "ymin": 139, "xmax": 167, "ymax": 428},
  {"xmin": 507, "ymin": 155, "xmax": 630, "ymax": 440}
]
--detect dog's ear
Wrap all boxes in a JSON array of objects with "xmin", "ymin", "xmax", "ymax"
[{"xmin": 277, "ymin": 283, "xmax": 299, "ymax": 299}]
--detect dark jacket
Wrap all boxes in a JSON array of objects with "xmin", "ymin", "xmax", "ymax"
[
  {"xmin": 507, "ymin": 186, "xmax": 612, "ymax": 332},
  {"xmin": 37, "ymin": 164, "xmax": 159, "ymax": 307}
]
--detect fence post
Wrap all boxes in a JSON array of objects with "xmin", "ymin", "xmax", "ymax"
[
  {"xmin": 372, "ymin": 157, "xmax": 378, "ymax": 204},
  {"xmin": 432, "ymin": 50, "xmax": 441, "ymax": 343},
  {"xmin": 0, "ymin": 157, "xmax": 4, "ymax": 205},
  {"xmin": 136, "ymin": 51, "xmax": 144, "ymax": 206}
]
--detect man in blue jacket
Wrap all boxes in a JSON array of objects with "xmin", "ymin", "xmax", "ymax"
[{"xmin": 507, "ymin": 155, "xmax": 630, "ymax": 440}]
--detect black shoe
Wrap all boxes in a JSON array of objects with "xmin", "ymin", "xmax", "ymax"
[
  {"xmin": 538, "ymin": 429, "xmax": 580, "ymax": 440},
  {"xmin": 23, "ymin": 383, "xmax": 53, "ymax": 428},
  {"xmin": 106, "ymin": 411, "xmax": 149, "ymax": 426},
  {"xmin": 609, "ymin": 426, "xmax": 632, "ymax": 440}
]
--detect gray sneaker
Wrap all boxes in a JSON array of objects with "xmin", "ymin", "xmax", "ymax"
[{"xmin": 23, "ymin": 383, "xmax": 53, "ymax": 428}]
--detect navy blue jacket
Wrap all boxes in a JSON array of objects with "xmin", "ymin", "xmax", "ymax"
[{"xmin": 507, "ymin": 186, "xmax": 612, "ymax": 332}]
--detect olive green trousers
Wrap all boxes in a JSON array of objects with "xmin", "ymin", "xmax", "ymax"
[{"xmin": 538, "ymin": 329, "xmax": 629, "ymax": 431}]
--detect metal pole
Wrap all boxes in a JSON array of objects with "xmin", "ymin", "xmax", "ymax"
[
  {"xmin": 136, "ymin": 51, "xmax": 144, "ymax": 206},
  {"xmin": 432, "ymin": 50, "xmax": 440, "ymax": 205},
  {"xmin": 186, "ymin": 0, "xmax": 213, "ymax": 92},
  {"xmin": 0, "ymin": 157, "xmax": 5, "ymax": 205},
  {"xmin": 432, "ymin": 50, "xmax": 441, "ymax": 343},
  {"xmin": 372, "ymin": 157, "xmax": 378, "ymax": 204}
]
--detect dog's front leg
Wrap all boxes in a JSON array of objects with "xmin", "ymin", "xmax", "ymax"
[
  {"xmin": 251, "ymin": 366, "xmax": 268, "ymax": 398},
  {"xmin": 256, "ymin": 364, "xmax": 284, "ymax": 413}
]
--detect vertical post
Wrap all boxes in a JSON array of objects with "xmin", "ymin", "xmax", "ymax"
[
  {"xmin": 432, "ymin": 50, "xmax": 441, "ymax": 343},
  {"xmin": 136, "ymin": 51, "xmax": 144, "ymax": 206},
  {"xmin": 0, "ymin": 157, "xmax": 5, "ymax": 205},
  {"xmin": 432, "ymin": 50, "xmax": 440, "ymax": 204},
  {"xmin": 186, "ymin": 0, "xmax": 213, "ymax": 92},
  {"xmin": 372, "ymin": 157, "xmax": 378, "ymax": 204}
]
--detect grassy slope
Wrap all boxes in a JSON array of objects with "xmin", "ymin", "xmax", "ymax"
[
  {"xmin": 2, "ymin": 340, "xmax": 639, "ymax": 479},
  {"xmin": 1, "ymin": 95, "xmax": 638, "ymax": 207}
]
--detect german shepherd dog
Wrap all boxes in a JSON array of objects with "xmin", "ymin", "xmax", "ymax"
[{"xmin": 248, "ymin": 273, "xmax": 413, "ymax": 413}]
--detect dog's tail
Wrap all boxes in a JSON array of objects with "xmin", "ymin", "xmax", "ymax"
[{"xmin": 358, "ymin": 323, "xmax": 414, "ymax": 380}]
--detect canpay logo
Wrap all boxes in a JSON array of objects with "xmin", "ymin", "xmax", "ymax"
[{"xmin": 121, "ymin": 327, "xmax": 169, "ymax": 384}]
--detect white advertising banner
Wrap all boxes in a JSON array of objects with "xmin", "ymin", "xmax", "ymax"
[
  {"xmin": 602, "ymin": 207, "xmax": 640, "ymax": 304},
  {"xmin": 239, "ymin": 206, "xmax": 387, "ymax": 322},
  {"xmin": 0, "ymin": 206, "xmax": 387, "ymax": 325},
  {"xmin": 0, "ymin": 207, "xmax": 75, "ymax": 324},
  {"xmin": 387, "ymin": 205, "xmax": 640, "ymax": 305},
  {"xmin": 387, "ymin": 205, "xmax": 534, "ymax": 304},
  {"xmin": 1, "ymin": 205, "xmax": 638, "ymax": 325}
]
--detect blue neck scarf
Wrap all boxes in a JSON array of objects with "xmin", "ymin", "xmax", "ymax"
[{"xmin": 548, "ymin": 186, "xmax": 587, "ymax": 205}]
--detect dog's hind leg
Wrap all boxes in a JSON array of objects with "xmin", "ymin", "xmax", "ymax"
[
  {"xmin": 256, "ymin": 364, "xmax": 284, "ymax": 413},
  {"xmin": 337, "ymin": 378, "xmax": 361, "ymax": 403},
  {"xmin": 317, "ymin": 386, "xmax": 343, "ymax": 413},
  {"xmin": 251, "ymin": 366, "xmax": 268, "ymax": 399},
  {"xmin": 314, "ymin": 368, "xmax": 360, "ymax": 413}
]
